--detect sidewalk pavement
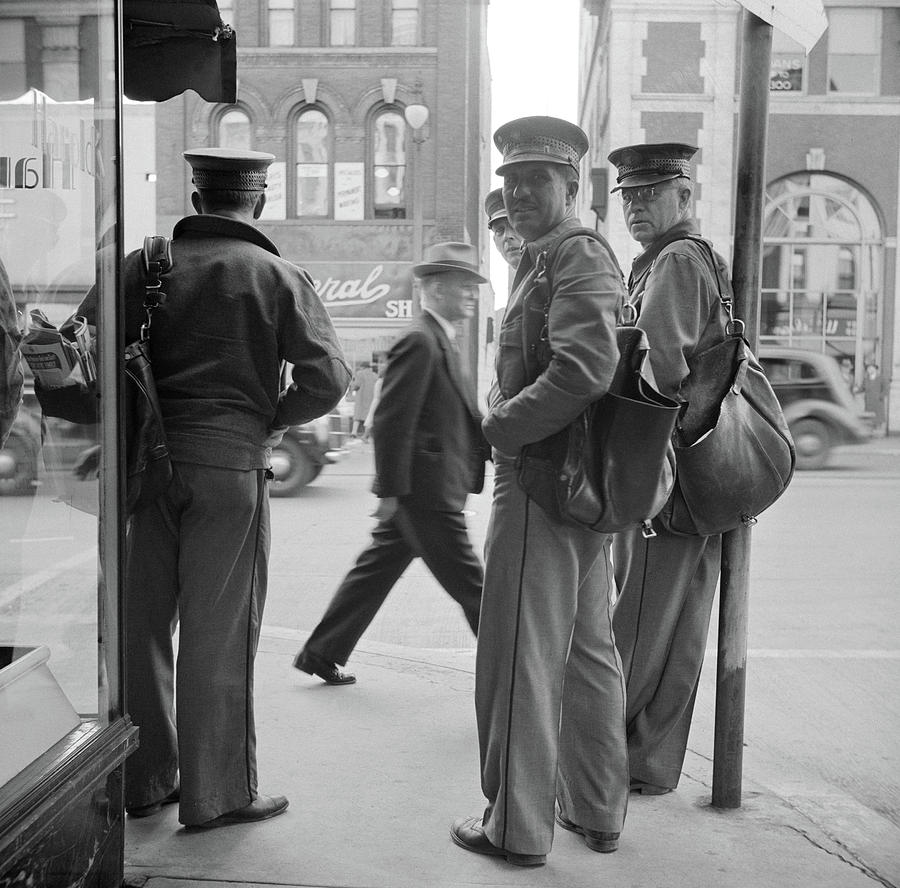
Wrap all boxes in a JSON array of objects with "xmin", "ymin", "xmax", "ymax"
[
  {"xmin": 123, "ymin": 629, "xmax": 892, "ymax": 888},
  {"xmin": 122, "ymin": 438, "xmax": 900, "ymax": 888}
]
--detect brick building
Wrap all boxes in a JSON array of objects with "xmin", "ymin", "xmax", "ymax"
[
  {"xmin": 578, "ymin": 0, "xmax": 900, "ymax": 431},
  {"xmin": 154, "ymin": 0, "xmax": 492, "ymax": 379}
]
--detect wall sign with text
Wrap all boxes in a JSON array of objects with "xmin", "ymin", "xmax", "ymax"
[{"xmin": 301, "ymin": 261, "xmax": 414, "ymax": 319}]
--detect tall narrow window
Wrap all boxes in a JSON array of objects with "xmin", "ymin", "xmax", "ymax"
[
  {"xmin": 295, "ymin": 108, "xmax": 330, "ymax": 217},
  {"xmin": 827, "ymin": 8, "xmax": 880, "ymax": 95},
  {"xmin": 218, "ymin": 108, "xmax": 251, "ymax": 149},
  {"xmin": 330, "ymin": 0, "xmax": 356, "ymax": 46},
  {"xmin": 391, "ymin": 0, "xmax": 419, "ymax": 46},
  {"xmin": 769, "ymin": 29, "xmax": 805, "ymax": 93},
  {"xmin": 269, "ymin": 0, "xmax": 295, "ymax": 46},
  {"xmin": 372, "ymin": 109, "xmax": 406, "ymax": 218}
]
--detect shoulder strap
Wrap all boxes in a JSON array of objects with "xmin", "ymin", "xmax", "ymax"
[{"xmin": 140, "ymin": 236, "xmax": 172, "ymax": 342}]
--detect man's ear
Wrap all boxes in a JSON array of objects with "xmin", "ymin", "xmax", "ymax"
[
  {"xmin": 253, "ymin": 192, "xmax": 267, "ymax": 220},
  {"xmin": 566, "ymin": 179, "xmax": 580, "ymax": 205},
  {"xmin": 190, "ymin": 191, "xmax": 203, "ymax": 214}
]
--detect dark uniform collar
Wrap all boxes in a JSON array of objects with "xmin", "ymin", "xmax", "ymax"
[
  {"xmin": 631, "ymin": 218, "xmax": 700, "ymax": 279},
  {"xmin": 511, "ymin": 215, "xmax": 582, "ymax": 290},
  {"xmin": 173, "ymin": 214, "xmax": 281, "ymax": 256}
]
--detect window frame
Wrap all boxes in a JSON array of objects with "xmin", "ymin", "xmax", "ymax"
[
  {"xmin": 267, "ymin": 0, "xmax": 296, "ymax": 47},
  {"xmin": 215, "ymin": 105, "xmax": 253, "ymax": 150},
  {"xmin": 826, "ymin": 7, "xmax": 881, "ymax": 96},
  {"xmin": 389, "ymin": 0, "xmax": 420, "ymax": 47},
  {"xmin": 291, "ymin": 105, "xmax": 333, "ymax": 219},
  {"xmin": 328, "ymin": 0, "xmax": 357, "ymax": 47},
  {"xmin": 368, "ymin": 105, "xmax": 409, "ymax": 220}
]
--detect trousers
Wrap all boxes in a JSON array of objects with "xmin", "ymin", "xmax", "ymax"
[
  {"xmin": 475, "ymin": 455, "xmax": 629, "ymax": 856},
  {"xmin": 302, "ymin": 499, "xmax": 482, "ymax": 665},
  {"xmin": 612, "ymin": 525, "xmax": 721, "ymax": 788},
  {"xmin": 124, "ymin": 462, "xmax": 270, "ymax": 826}
]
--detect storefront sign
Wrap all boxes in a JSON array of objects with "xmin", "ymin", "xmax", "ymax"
[
  {"xmin": 302, "ymin": 261, "xmax": 414, "ymax": 319},
  {"xmin": 334, "ymin": 162, "xmax": 364, "ymax": 220}
]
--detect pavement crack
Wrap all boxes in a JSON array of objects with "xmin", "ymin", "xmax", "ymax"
[{"xmin": 786, "ymin": 824, "xmax": 897, "ymax": 888}]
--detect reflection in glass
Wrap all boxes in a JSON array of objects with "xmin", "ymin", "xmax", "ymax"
[
  {"xmin": 372, "ymin": 110, "xmax": 406, "ymax": 218},
  {"xmin": 0, "ymin": 4, "xmax": 121, "ymax": 781}
]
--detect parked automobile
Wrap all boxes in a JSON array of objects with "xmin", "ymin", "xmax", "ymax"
[{"xmin": 758, "ymin": 346, "xmax": 872, "ymax": 470}]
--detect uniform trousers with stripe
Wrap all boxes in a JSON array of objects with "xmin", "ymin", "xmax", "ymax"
[
  {"xmin": 124, "ymin": 462, "xmax": 270, "ymax": 826},
  {"xmin": 612, "ymin": 525, "xmax": 721, "ymax": 789},
  {"xmin": 475, "ymin": 454, "xmax": 629, "ymax": 856}
]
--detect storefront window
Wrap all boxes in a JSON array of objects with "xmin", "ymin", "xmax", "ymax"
[
  {"xmin": 0, "ymin": 2, "xmax": 123, "ymax": 790},
  {"xmin": 761, "ymin": 173, "xmax": 883, "ymax": 386}
]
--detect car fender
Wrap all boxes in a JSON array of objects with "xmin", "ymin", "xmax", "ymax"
[{"xmin": 781, "ymin": 399, "xmax": 870, "ymax": 442}]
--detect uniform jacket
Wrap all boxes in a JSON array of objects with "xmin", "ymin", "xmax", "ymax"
[
  {"xmin": 627, "ymin": 219, "xmax": 731, "ymax": 400},
  {"xmin": 81, "ymin": 214, "xmax": 351, "ymax": 470},
  {"xmin": 372, "ymin": 311, "xmax": 487, "ymax": 512},
  {"xmin": 484, "ymin": 216, "xmax": 625, "ymax": 456}
]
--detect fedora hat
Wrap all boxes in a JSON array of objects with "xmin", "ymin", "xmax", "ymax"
[
  {"xmin": 607, "ymin": 143, "xmax": 697, "ymax": 192},
  {"xmin": 412, "ymin": 242, "xmax": 488, "ymax": 283},
  {"xmin": 493, "ymin": 116, "xmax": 588, "ymax": 176},
  {"xmin": 184, "ymin": 147, "xmax": 275, "ymax": 191}
]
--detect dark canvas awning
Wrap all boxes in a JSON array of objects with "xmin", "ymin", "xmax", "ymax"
[{"xmin": 123, "ymin": 0, "xmax": 236, "ymax": 103}]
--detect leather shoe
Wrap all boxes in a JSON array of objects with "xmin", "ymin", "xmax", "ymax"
[
  {"xmin": 630, "ymin": 779, "xmax": 672, "ymax": 795},
  {"xmin": 191, "ymin": 794, "xmax": 289, "ymax": 830},
  {"xmin": 126, "ymin": 786, "xmax": 180, "ymax": 818},
  {"xmin": 450, "ymin": 816, "xmax": 546, "ymax": 867},
  {"xmin": 555, "ymin": 811, "xmax": 619, "ymax": 852},
  {"xmin": 293, "ymin": 649, "xmax": 356, "ymax": 685}
]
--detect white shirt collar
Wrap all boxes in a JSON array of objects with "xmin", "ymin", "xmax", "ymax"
[{"xmin": 423, "ymin": 307, "xmax": 456, "ymax": 341}]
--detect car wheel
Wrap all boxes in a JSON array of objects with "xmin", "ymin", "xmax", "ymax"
[
  {"xmin": 791, "ymin": 418, "xmax": 831, "ymax": 470},
  {"xmin": 268, "ymin": 436, "xmax": 322, "ymax": 497},
  {"xmin": 0, "ymin": 431, "xmax": 38, "ymax": 496}
]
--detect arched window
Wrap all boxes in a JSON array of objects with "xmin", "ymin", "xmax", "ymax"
[
  {"xmin": 293, "ymin": 108, "xmax": 330, "ymax": 217},
  {"xmin": 217, "ymin": 108, "xmax": 251, "ymax": 149},
  {"xmin": 761, "ymin": 173, "xmax": 884, "ymax": 382},
  {"xmin": 371, "ymin": 108, "xmax": 406, "ymax": 218}
]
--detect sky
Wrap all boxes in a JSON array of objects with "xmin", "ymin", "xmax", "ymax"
[{"xmin": 485, "ymin": 0, "xmax": 580, "ymax": 306}]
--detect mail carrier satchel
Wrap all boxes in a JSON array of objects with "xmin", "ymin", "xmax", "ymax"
[
  {"xmin": 658, "ymin": 237, "xmax": 795, "ymax": 536},
  {"xmin": 515, "ymin": 228, "xmax": 679, "ymax": 537}
]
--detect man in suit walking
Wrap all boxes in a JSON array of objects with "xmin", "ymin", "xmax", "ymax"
[{"xmin": 293, "ymin": 242, "xmax": 490, "ymax": 685}]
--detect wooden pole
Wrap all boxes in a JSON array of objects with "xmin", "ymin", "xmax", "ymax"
[{"xmin": 712, "ymin": 8, "xmax": 772, "ymax": 810}]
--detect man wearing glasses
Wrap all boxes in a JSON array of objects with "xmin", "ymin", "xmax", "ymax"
[{"xmin": 607, "ymin": 142, "xmax": 731, "ymax": 797}]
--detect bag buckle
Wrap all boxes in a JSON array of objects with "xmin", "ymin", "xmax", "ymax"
[{"xmin": 641, "ymin": 519, "xmax": 657, "ymax": 539}]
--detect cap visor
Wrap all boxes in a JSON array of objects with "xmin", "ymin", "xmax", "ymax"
[{"xmin": 610, "ymin": 171, "xmax": 682, "ymax": 192}]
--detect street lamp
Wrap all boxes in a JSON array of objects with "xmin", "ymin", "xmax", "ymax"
[{"xmin": 404, "ymin": 101, "xmax": 429, "ymax": 264}]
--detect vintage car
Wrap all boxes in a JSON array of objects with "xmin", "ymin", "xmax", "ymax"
[
  {"xmin": 267, "ymin": 413, "xmax": 346, "ymax": 497},
  {"xmin": 758, "ymin": 346, "xmax": 872, "ymax": 470}
]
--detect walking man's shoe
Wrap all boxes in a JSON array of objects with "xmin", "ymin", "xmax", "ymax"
[
  {"xmin": 450, "ymin": 816, "xmax": 546, "ymax": 867},
  {"xmin": 126, "ymin": 786, "xmax": 180, "ymax": 818},
  {"xmin": 293, "ymin": 649, "xmax": 356, "ymax": 685},
  {"xmin": 189, "ymin": 794, "xmax": 289, "ymax": 830},
  {"xmin": 555, "ymin": 811, "xmax": 619, "ymax": 852}
]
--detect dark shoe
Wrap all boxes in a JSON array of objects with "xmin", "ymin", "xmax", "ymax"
[
  {"xmin": 555, "ymin": 811, "xmax": 619, "ymax": 853},
  {"xmin": 126, "ymin": 786, "xmax": 180, "ymax": 818},
  {"xmin": 293, "ymin": 649, "xmax": 356, "ymax": 685},
  {"xmin": 630, "ymin": 779, "xmax": 672, "ymax": 795},
  {"xmin": 450, "ymin": 816, "xmax": 546, "ymax": 867},
  {"xmin": 191, "ymin": 794, "xmax": 289, "ymax": 830}
]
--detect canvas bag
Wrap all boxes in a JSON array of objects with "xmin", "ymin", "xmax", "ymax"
[{"xmin": 515, "ymin": 228, "xmax": 680, "ymax": 536}]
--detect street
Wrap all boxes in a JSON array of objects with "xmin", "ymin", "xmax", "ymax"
[{"xmin": 1, "ymin": 438, "xmax": 898, "ymax": 883}]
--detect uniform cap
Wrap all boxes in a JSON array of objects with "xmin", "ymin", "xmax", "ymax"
[
  {"xmin": 484, "ymin": 188, "xmax": 507, "ymax": 228},
  {"xmin": 183, "ymin": 148, "xmax": 275, "ymax": 191},
  {"xmin": 493, "ymin": 116, "xmax": 588, "ymax": 176},
  {"xmin": 412, "ymin": 241, "xmax": 488, "ymax": 283},
  {"xmin": 607, "ymin": 142, "xmax": 698, "ymax": 192}
]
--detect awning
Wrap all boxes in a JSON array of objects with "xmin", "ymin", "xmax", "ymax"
[{"xmin": 123, "ymin": 0, "xmax": 237, "ymax": 103}]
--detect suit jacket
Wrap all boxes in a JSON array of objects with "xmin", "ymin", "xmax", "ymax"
[{"xmin": 372, "ymin": 312, "xmax": 487, "ymax": 512}]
